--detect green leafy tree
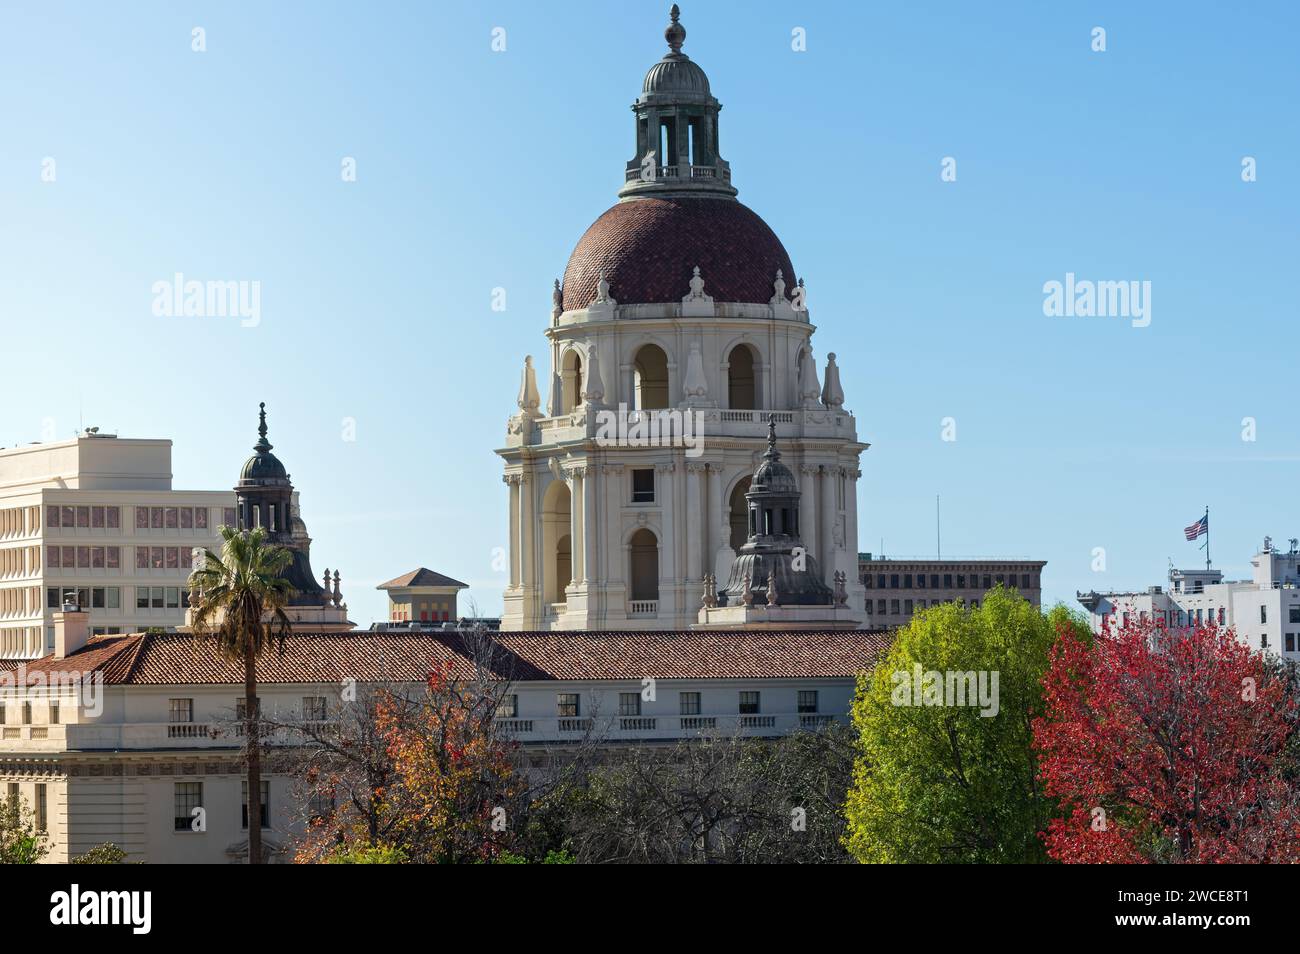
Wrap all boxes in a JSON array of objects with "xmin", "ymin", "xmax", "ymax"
[
  {"xmin": 325, "ymin": 844, "xmax": 408, "ymax": 864},
  {"xmin": 0, "ymin": 795, "xmax": 49, "ymax": 864},
  {"xmin": 846, "ymin": 588, "xmax": 1089, "ymax": 863},
  {"xmin": 188, "ymin": 525, "xmax": 294, "ymax": 865}
]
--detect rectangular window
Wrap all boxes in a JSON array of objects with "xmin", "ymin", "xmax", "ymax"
[
  {"xmin": 982, "ymin": 575, "xmax": 992, "ymax": 589},
  {"xmin": 738, "ymin": 691, "xmax": 760, "ymax": 714},
  {"xmin": 223, "ymin": 507, "xmax": 236, "ymax": 527},
  {"xmin": 151, "ymin": 547, "xmax": 164, "ymax": 569},
  {"xmin": 1262, "ymin": 634, "xmax": 1269, "ymax": 649},
  {"xmin": 301, "ymin": 696, "xmax": 327, "ymax": 721},
  {"xmin": 877, "ymin": 599, "xmax": 886, "ymax": 614},
  {"xmin": 35, "ymin": 783, "xmax": 47, "ymax": 832},
  {"xmin": 797, "ymin": 690, "xmax": 818, "ymax": 713},
  {"xmin": 75, "ymin": 506, "xmax": 89, "ymax": 528},
  {"xmin": 180, "ymin": 507, "xmax": 193, "ymax": 529},
  {"xmin": 150, "ymin": 507, "xmax": 163, "ymax": 529},
  {"xmin": 889, "ymin": 599, "xmax": 899, "ymax": 614},
  {"xmin": 76, "ymin": 546, "xmax": 89, "ymax": 568},
  {"xmin": 136, "ymin": 588, "xmax": 149, "ymax": 610},
  {"xmin": 889, "ymin": 574, "xmax": 899, "ymax": 588},
  {"xmin": 631, "ymin": 468, "xmax": 655, "ymax": 503},
  {"xmin": 107, "ymin": 547, "xmax": 120, "ymax": 570},
  {"xmin": 1021, "ymin": 574, "xmax": 1030, "ymax": 588},
  {"xmin": 166, "ymin": 548, "xmax": 179, "ymax": 569},
  {"xmin": 151, "ymin": 586, "xmax": 164, "ymax": 609},
  {"xmin": 903, "ymin": 574, "xmax": 912, "ymax": 588},
  {"xmin": 174, "ymin": 781, "xmax": 202, "ymax": 832},
  {"xmin": 165, "ymin": 587, "xmax": 180, "ymax": 609},
  {"xmin": 49, "ymin": 702, "xmax": 59, "ymax": 725},
  {"xmin": 91, "ymin": 587, "xmax": 105, "ymax": 609},
  {"xmin": 957, "ymin": 574, "xmax": 966, "ymax": 588},
  {"xmin": 106, "ymin": 506, "xmax": 120, "ymax": 529},
  {"xmin": 91, "ymin": 547, "xmax": 105, "ymax": 569},
  {"xmin": 1290, "ymin": 607, "xmax": 1300, "ymax": 624},
  {"xmin": 679, "ymin": 692, "xmax": 701, "ymax": 716},
  {"xmin": 1287, "ymin": 634, "xmax": 1296, "ymax": 653},
  {"xmin": 943, "ymin": 574, "xmax": 953, "ymax": 588},
  {"xmin": 195, "ymin": 508, "xmax": 208, "ymax": 529},
  {"xmin": 1261, "ymin": 606, "xmax": 1268, "ymax": 624},
  {"xmin": 169, "ymin": 698, "xmax": 194, "ymax": 723},
  {"xmin": 618, "ymin": 692, "xmax": 641, "ymax": 717},
  {"xmin": 556, "ymin": 693, "xmax": 580, "ymax": 718},
  {"xmin": 91, "ymin": 506, "xmax": 105, "ymax": 528},
  {"xmin": 164, "ymin": 507, "xmax": 178, "ymax": 529},
  {"xmin": 22, "ymin": 702, "xmax": 31, "ymax": 724},
  {"xmin": 46, "ymin": 588, "xmax": 59, "ymax": 609},
  {"xmin": 135, "ymin": 507, "xmax": 148, "ymax": 529},
  {"xmin": 47, "ymin": 505, "xmax": 60, "ymax": 528},
  {"xmin": 48, "ymin": 547, "xmax": 60, "ymax": 569},
  {"xmin": 241, "ymin": 780, "xmax": 270, "ymax": 830},
  {"xmin": 498, "ymin": 694, "xmax": 518, "ymax": 719}
]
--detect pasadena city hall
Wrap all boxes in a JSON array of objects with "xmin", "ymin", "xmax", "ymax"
[{"xmin": 498, "ymin": 5, "xmax": 868, "ymax": 631}]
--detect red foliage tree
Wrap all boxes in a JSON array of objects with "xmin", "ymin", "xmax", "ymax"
[{"xmin": 1033, "ymin": 614, "xmax": 1300, "ymax": 862}]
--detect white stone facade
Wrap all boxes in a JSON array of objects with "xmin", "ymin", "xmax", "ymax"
[{"xmin": 499, "ymin": 299, "xmax": 867, "ymax": 631}]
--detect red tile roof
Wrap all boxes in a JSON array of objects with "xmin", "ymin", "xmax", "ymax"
[
  {"xmin": 377, "ymin": 568, "xmax": 468, "ymax": 589},
  {"xmin": 0, "ymin": 629, "xmax": 891, "ymax": 687},
  {"xmin": 562, "ymin": 197, "xmax": 796, "ymax": 310}
]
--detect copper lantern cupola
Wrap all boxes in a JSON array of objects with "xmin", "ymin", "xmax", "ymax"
[{"xmin": 233, "ymin": 403, "xmax": 328, "ymax": 606}]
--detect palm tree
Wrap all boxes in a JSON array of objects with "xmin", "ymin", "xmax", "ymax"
[{"xmin": 188, "ymin": 525, "xmax": 294, "ymax": 864}]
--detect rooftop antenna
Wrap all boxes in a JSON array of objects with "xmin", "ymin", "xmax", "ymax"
[{"xmin": 936, "ymin": 494, "xmax": 941, "ymax": 560}]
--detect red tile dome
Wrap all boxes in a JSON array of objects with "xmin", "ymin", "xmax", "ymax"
[{"xmin": 561, "ymin": 197, "xmax": 797, "ymax": 312}]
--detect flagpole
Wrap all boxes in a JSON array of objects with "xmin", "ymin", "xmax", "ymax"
[{"xmin": 1205, "ymin": 505, "xmax": 1211, "ymax": 571}]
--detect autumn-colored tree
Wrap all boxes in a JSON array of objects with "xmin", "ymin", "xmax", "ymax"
[
  {"xmin": 377, "ymin": 661, "xmax": 520, "ymax": 863},
  {"xmin": 1033, "ymin": 614, "xmax": 1300, "ymax": 862}
]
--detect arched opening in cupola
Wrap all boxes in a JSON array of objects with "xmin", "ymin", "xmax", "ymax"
[
  {"xmin": 632, "ymin": 344, "xmax": 670, "ymax": 410},
  {"xmin": 727, "ymin": 344, "xmax": 757, "ymax": 409},
  {"xmin": 729, "ymin": 477, "xmax": 752, "ymax": 551},
  {"xmin": 561, "ymin": 350, "xmax": 583, "ymax": 414}
]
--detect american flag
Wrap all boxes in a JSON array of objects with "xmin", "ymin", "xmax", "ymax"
[{"xmin": 1184, "ymin": 514, "xmax": 1208, "ymax": 541}]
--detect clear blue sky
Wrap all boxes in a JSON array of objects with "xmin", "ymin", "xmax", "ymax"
[{"xmin": 2, "ymin": 1, "xmax": 1297, "ymax": 624}]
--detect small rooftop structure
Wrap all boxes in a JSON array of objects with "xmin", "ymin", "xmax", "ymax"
[{"xmin": 377, "ymin": 567, "xmax": 469, "ymax": 624}]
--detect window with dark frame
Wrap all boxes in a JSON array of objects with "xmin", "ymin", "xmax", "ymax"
[
  {"xmin": 241, "ymin": 779, "xmax": 270, "ymax": 830},
  {"xmin": 797, "ymin": 690, "xmax": 818, "ymax": 713},
  {"xmin": 618, "ymin": 692, "xmax": 641, "ymax": 717},
  {"xmin": 556, "ymin": 693, "xmax": 580, "ymax": 718},
  {"xmin": 169, "ymin": 698, "xmax": 194, "ymax": 723},
  {"xmin": 738, "ymin": 691, "xmax": 760, "ymax": 714},
  {"xmin": 679, "ymin": 692, "xmax": 700, "ymax": 716},
  {"xmin": 631, "ymin": 468, "xmax": 655, "ymax": 503},
  {"xmin": 174, "ymin": 781, "xmax": 202, "ymax": 832}
]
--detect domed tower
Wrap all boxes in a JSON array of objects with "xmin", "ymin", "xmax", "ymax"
[
  {"xmin": 498, "ymin": 6, "xmax": 867, "ymax": 632},
  {"xmin": 228, "ymin": 404, "xmax": 353, "ymax": 630}
]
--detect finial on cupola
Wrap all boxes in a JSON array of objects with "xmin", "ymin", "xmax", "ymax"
[
  {"xmin": 255, "ymin": 402, "xmax": 272, "ymax": 451},
  {"xmin": 665, "ymin": 4, "xmax": 685, "ymax": 54}
]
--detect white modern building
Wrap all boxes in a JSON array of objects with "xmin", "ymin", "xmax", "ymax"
[
  {"xmin": 497, "ymin": 5, "xmax": 867, "ymax": 631},
  {"xmin": 0, "ymin": 432, "xmax": 237, "ymax": 658},
  {"xmin": 1078, "ymin": 536, "xmax": 1300, "ymax": 658}
]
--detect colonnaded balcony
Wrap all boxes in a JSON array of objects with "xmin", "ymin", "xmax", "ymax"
[{"xmin": 495, "ymin": 711, "xmax": 843, "ymax": 743}]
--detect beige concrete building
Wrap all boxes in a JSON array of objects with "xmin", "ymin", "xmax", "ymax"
[
  {"xmin": 859, "ymin": 554, "xmax": 1046, "ymax": 628},
  {"xmin": 0, "ymin": 433, "xmax": 236, "ymax": 658}
]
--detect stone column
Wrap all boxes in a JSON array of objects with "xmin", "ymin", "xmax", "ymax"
[
  {"xmin": 518, "ymin": 473, "xmax": 533, "ymax": 595},
  {"xmin": 819, "ymin": 465, "xmax": 836, "ymax": 587},
  {"xmin": 656, "ymin": 461, "xmax": 676, "ymax": 586},
  {"xmin": 582, "ymin": 466, "xmax": 598, "ymax": 583},
  {"xmin": 685, "ymin": 462, "xmax": 705, "ymax": 581},
  {"xmin": 505, "ymin": 475, "xmax": 520, "ymax": 588},
  {"xmin": 567, "ymin": 469, "xmax": 582, "ymax": 587},
  {"xmin": 799, "ymin": 464, "xmax": 818, "ymax": 560}
]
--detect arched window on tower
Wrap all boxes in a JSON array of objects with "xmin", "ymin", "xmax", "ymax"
[
  {"xmin": 629, "ymin": 529, "xmax": 660, "ymax": 602},
  {"xmin": 561, "ymin": 351, "xmax": 583, "ymax": 414},
  {"xmin": 727, "ymin": 345, "xmax": 756, "ymax": 409},
  {"xmin": 633, "ymin": 344, "xmax": 669, "ymax": 410}
]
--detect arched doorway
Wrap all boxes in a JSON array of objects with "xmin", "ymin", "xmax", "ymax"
[
  {"xmin": 542, "ymin": 480, "xmax": 572, "ymax": 604},
  {"xmin": 561, "ymin": 350, "xmax": 583, "ymax": 414},
  {"xmin": 629, "ymin": 528, "xmax": 660, "ymax": 602},
  {"xmin": 729, "ymin": 477, "xmax": 752, "ymax": 551},
  {"xmin": 727, "ymin": 345, "xmax": 756, "ymax": 409},
  {"xmin": 632, "ymin": 344, "xmax": 669, "ymax": 410}
]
